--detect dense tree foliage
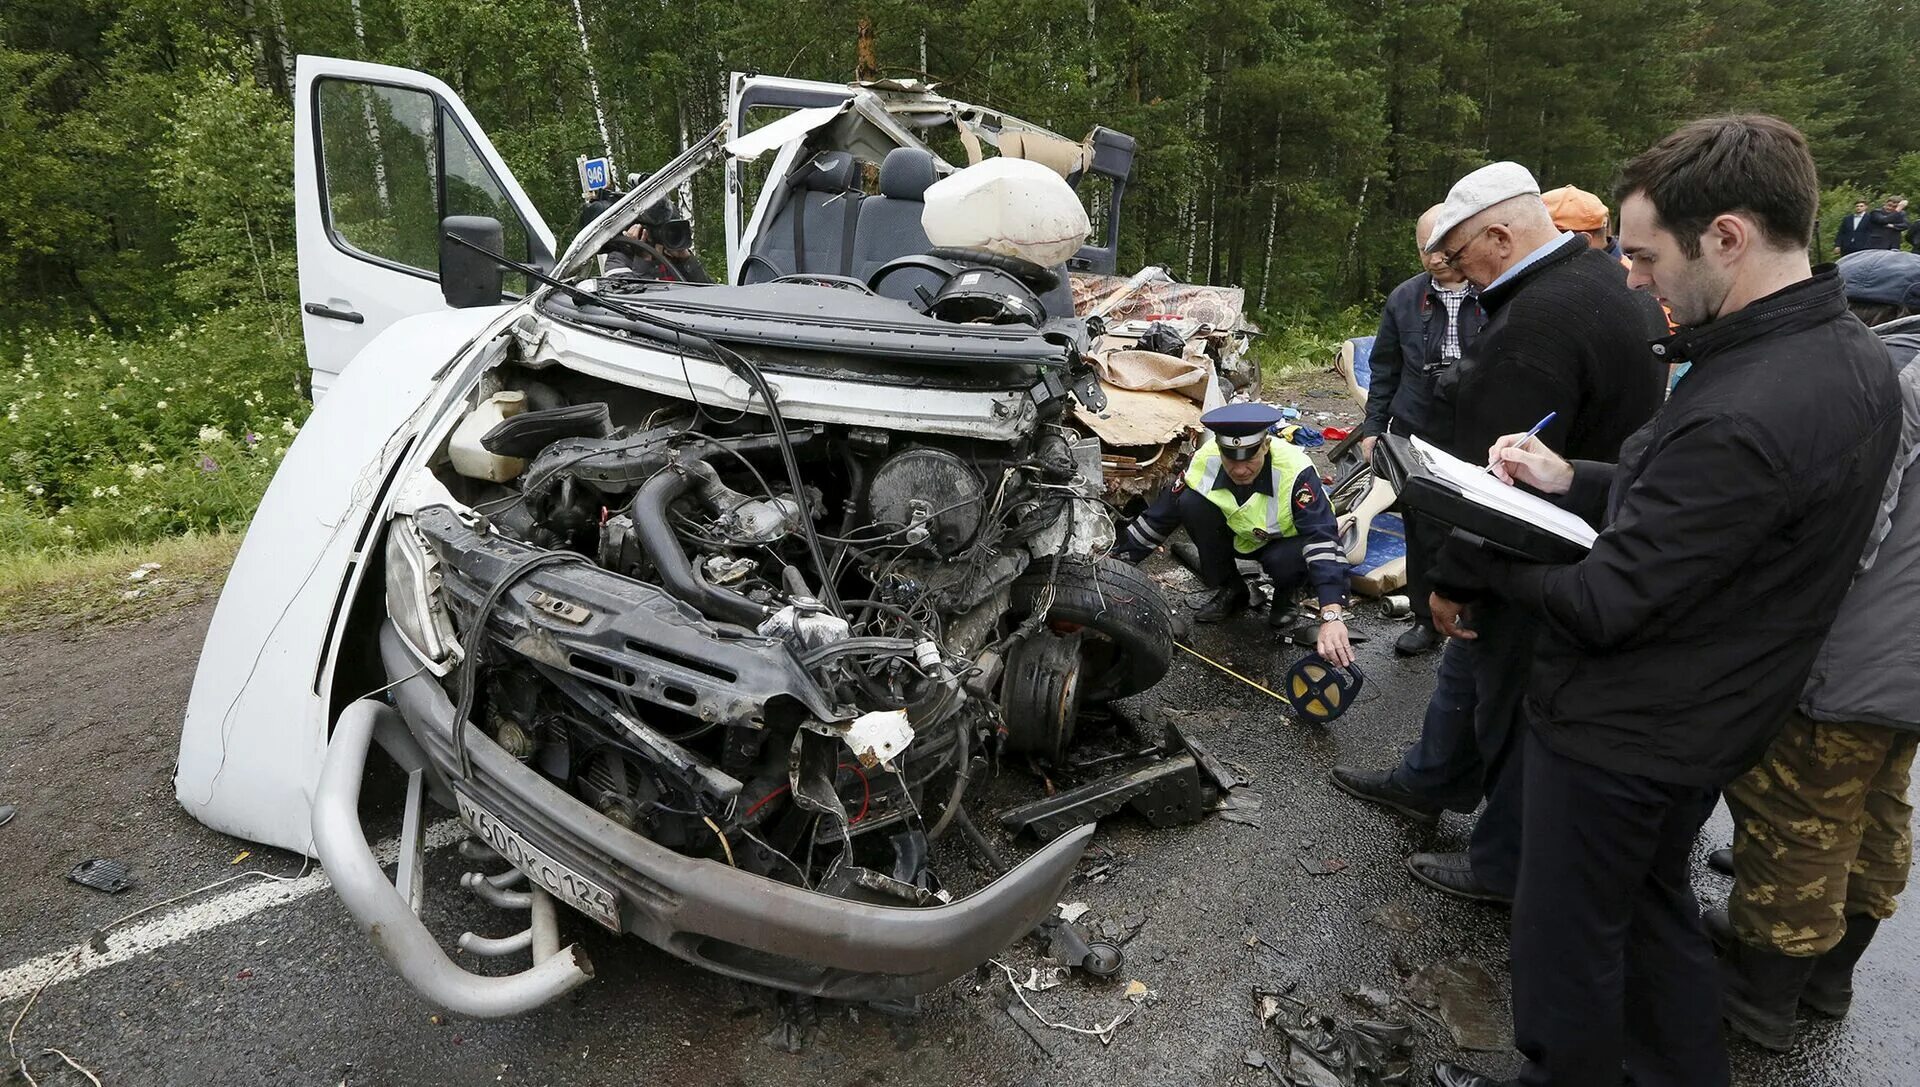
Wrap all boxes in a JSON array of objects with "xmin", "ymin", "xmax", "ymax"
[{"xmin": 2, "ymin": 0, "xmax": 1916, "ymax": 334}]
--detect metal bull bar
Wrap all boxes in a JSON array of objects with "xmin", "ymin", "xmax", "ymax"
[{"xmin": 311, "ymin": 699, "xmax": 595, "ymax": 1016}]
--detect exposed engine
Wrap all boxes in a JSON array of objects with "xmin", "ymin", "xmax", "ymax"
[{"xmin": 385, "ymin": 363, "xmax": 1167, "ymax": 905}]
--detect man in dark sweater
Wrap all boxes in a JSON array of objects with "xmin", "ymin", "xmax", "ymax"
[
  {"xmin": 1331, "ymin": 162, "xmax": 1665, "ymax": 903},
  {"xmin": 1432, "ymin": 116, "xmax": 1902, "ymax": 1087}
]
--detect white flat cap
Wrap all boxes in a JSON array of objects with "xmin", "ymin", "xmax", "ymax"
[{"xmin": 1423, "ymin": 161, "xmax": 1542, "ymax": 253}]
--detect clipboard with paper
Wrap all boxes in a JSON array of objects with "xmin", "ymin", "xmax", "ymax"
[{"xmin": 1376, "ymin": 433, "xmax": 1598, "ymax": 564}]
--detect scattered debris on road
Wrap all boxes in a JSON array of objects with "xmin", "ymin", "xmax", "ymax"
[
  {"xmin": 66, "ymin": 859, "xmax": 133, "ymax": 895},
  {"xmin": 1404, "ymin": 957, "xmax": 1510, "ymax": 1052}
]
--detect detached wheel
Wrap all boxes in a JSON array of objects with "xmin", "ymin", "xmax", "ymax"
[
  {"xmin": 1000, "ymin": 630, "xmax": 1086, "ymax": 763},
  {"xmin": 1008, "ymin": 556, "xmax": 1174, "ymax": 703}
]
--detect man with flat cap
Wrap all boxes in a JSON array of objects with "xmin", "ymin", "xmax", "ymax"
[
  {"xmin": 1330, "ymin": 160, "xmax": 1665, "ymax": 905},
  {"xmin": 1116, "ymin": 403, "xmax": 1355, "ymax": 666}
]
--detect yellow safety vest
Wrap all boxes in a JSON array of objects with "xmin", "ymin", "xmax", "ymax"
[{"xmin": 1182, "ymin": 438, "xmax": 1317, "ymax": 554}]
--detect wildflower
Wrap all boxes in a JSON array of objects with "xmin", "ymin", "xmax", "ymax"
[
  {"xmin": 244, "ymin": 431, "xmax": 260, "ymax": 447},
  {"xmin": 280, "ymin": 418, "xmax": 298, "ymax": 436},
  {"xmin": 200, "ymin": 455, "xmax": 220, "ymax": 473},
  {"xmin": 198, "ymin": 424, "xmax": 226, "ymax": 444},
  {"xmin": 63, "ymin": 390, "xmax": 78, "ymax": 400},
  {"xmin": 139, "ymin": 441, "xmax": 156, "ymax": 454},
  {"xmin": 26, "ymin": 483, "xmax": 44, "ymax": 497},
  {"xmin": 156, "ymin": 401, "xmax": 169, "ymax": 410},
  {"xmin": 128, "ymin": 464, "xmax": 148, "ymax": 480},
  {"xmin": 105, "ymin": 485, "xmax": 120, "ymax": 498},
  {"xmin": 92, "ymin": 486, "xmax": 105, "ymax": 498},
  {"xmin": 149, "ymin": 462, "xmax": 165, "ymax": 474},
  {"xmin": 59, "ymin": 525, "xmax": 75, "ymax": 538}
]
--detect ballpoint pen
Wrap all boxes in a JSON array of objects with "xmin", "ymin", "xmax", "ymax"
[{"xmin": 1487, "ymin": 410, "xmax": 1557, "ymax": 474}]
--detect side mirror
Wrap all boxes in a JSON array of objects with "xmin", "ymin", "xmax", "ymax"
[{"xmin": 440, "ymin": 215, "xmax": 504, "ymax": 308}]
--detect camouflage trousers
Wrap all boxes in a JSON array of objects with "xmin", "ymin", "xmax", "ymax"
[{"xmin": 1724, "ymin": 710, "xmax": 1916, "ymax": 956}]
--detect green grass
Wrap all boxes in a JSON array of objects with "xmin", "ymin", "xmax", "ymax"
[
  {"xmin": 0, "ymin": 528, "xmax": 240, "ymax": 631},
  {"xmin": 1247, "ymin": 304, "xmax": 1377, "ymax": 384}
]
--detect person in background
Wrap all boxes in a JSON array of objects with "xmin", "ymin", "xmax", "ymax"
[
  {"xmin": 1330, "ymin": 163, "xmax": 1665, "ymax": 901},
  {"xmin": 1541, "ymin": 185, "xmax": 1614, "ymax": 255},
  {"xmin": 1431, "ymin": 115, "xmax": 1901, "ymax": 1087},
  {"xmin": 606, "ymin": 200, "xmax": 713, "ymax": 283},
  {"xmin": 1358, "ymin": 204, "xmax": 1487, "ymax": 656},
  {"xmin": 1115, "ymin": 404, "xmax": 1354, "ymax": 666},
  {"xmin": 1836, "ymin": 198, "xmax": 1874, "ymax": 255},
  {"xmin": 1865, "ymin": 195, "xmax": 1910, "ymax": 250},
  {"xmin": 1705, "ymin": 249, "xmax": 1920, "ymax": 1053}
]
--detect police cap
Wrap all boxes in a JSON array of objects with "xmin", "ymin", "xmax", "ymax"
[{"xmin": 1202, "ymin": 402, "xmax": 1283, "ymax": 461}]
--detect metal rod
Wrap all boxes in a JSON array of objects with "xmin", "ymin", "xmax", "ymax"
[
  {"xmin": 312, "ymin": 699, "xmax": 593, "ymax": 1017},
  {"xmin": 460, "ymin": 873, "xmax": 534, "ymax": 910},
  {"xmin": 529, "ymin": 888, "xmax": 561, "ymax": 964},
  {"xmin": 458, "ymin": 928, "xmax": 535, "ymax": 956}
]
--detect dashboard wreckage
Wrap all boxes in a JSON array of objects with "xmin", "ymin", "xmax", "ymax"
[{"xmin": 175, "ymin": 57, "xmax": 1253, "ymax": 1016}]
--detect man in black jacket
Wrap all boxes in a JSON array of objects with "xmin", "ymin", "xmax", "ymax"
[
  {"xmin": 1834, "ymin": 199, "xmax": 1872, "ymax": 255},
  {"xmin": 1431, "ymin": 116, "xmax": 1902, "ymax": 1087},
  {"xmin": 1333, "ymin": 162, "xmax": 1666, "ymax": 900},
  {"xmin": 1359, "ymin": 204, "xmax": 1487, "ymax": 654},
  {"xmin": 1865, "ymin": 195, "xmax": 1910, "ymax": 250}
]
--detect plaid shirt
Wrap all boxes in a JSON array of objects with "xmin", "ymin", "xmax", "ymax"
[{"xmin": 1432, "ymin": 278, "xmax": 1472, "ymax": 361}]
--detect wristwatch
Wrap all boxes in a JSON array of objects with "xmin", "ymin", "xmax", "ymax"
[{"xmin": 1320, "ymin": 606, "xmax": 1347, "ymax": 624}]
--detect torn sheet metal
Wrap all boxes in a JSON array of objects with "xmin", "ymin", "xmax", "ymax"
[{"xmin": 724, "ymin": 104, "xmax": 850, "ymax": 161}]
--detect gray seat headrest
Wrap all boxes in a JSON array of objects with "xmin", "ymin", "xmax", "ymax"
[
  {"xmin": 796, "ymin": 151, "xmax": 858, "ymax": 193},
  {"xmin": 878, "ymin": 148, "xmax": 938, "ymax": 200}
]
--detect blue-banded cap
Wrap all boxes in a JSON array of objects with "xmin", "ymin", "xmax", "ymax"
[{"xmin": 1203, "ymin": 403, "xmax": 1283, "ymax": 461}]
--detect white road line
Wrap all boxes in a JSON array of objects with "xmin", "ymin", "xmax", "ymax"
[{"xmin": 0, "ymin": 819, "xmax": 465, "ymax": 1005}]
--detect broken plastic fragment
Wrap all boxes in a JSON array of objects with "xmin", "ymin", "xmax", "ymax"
[{"xmin": 844, "ymin": 709, "xmax": 914, "ymax": 770}]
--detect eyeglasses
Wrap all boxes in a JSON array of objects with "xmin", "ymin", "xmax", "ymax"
[{"xmin": 1439, "ymin": 223, "xmax": 1501, "ymax": 271}]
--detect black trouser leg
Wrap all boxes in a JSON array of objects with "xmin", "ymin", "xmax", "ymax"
[
  {"xmin": 1510, "ymin": 730, "xmax": 1728, "ymax": 1087},
  {"xmin": 1402, "ymin": 510, "xmax": 1448, "ymax": 624},
  {"xmin": 1175, "ymin": 487, "xmax": 1241, "ymax": 589},
  {"xmin": 1253, "ymin": 534, "xmax": 1310, "ymax": 603},
  {"xmin": 1458, "ymin": 598, "xmax": 1534, "ymax": 894}
]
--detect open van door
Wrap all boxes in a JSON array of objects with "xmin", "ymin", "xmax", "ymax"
[{"xmin": 293, "ymin": 55, "xmax": 555, "ymax": 398}]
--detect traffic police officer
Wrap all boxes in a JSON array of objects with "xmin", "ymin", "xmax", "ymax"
[{"xmin": 1116, "ymin": 404, "xmax": 1354, "ymax": 665}]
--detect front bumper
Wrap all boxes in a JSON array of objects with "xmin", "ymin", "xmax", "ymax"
[{"xmin": 374, "ymin": 620, "xmax": 1091, "ymax": 1001}]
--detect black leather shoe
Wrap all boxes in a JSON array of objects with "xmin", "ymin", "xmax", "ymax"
[
  {"xmin": 1803, "ymin": 913, "xmax": 1880, "ymax": 1019},
  {"xmin": 1707, "ymin": 846, "xmax": 1734, "ymax": 877},
  {"xmin": 1431, "ymin": 1062, "xmax": 1505, "ymax": 1086},
  {"xmin": 1406, "ymin": 852, "xmax": 1512, "ymax": 905},
  {"xmin": 1194, "ymin": 582, "xmax": 1249, "ymax": 623},
  {"xmin": 1329, "ymin": 767, "xmax": 1443, "ymax": 824},
  {"xmin": 1394, "ymin": 621, "xmax": 1440, "ymax": 656},
  {"xmin": 1269, "ymin": 602, "xmax": 1303, "ymax": 632},
  {"xmin": 1720, "ymin": 938, "xmax": 1817, "ymax": 1051}
]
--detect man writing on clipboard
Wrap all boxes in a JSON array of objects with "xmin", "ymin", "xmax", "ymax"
[
  {"xmin": 1429, "ymin": 117, "xmax": 1902, "ymax": 1087},
  {"xmin": 1330, "ymin": 161, "xmax": 1666, "ymax": 903}
]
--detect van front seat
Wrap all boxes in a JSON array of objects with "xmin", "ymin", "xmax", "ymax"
[{"xmin": 741, "ymin": 151, "xmax": 862, "ymax": 284}]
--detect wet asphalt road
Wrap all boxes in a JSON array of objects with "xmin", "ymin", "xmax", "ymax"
[{"xmin": 1, "ymin": 575, "xmax": 1916, "ymax": 1087}]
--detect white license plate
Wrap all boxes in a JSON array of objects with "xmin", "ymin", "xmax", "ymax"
[{"xmin": 456, "ymin": 791, "xmax": 622, "ymax": 931}]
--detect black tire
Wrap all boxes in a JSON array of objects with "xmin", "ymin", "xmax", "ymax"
[{"xmin": 1009, "ymin": 556, "xmax": 1174, "ymax": 701}]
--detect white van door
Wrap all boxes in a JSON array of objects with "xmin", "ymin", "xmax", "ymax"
[{"xmin": 293, "ymin": 55, "xmax": 555, "ymax": 398}]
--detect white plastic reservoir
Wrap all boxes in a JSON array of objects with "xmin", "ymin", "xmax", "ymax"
[
  {"xmin": 921, "ymin": 158, "xmax": 1091, "ymax": 268},
  {"xmin": 449, "ymin": 390, "xmax": 527, "ymax": 482}
]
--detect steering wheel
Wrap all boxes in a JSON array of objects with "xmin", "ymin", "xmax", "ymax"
[
  {"xmin": 770, "ymin": 273, "xmax": 876, "ymax": 295},
  {"xmin": 736, "ymin": 253, "xmax": 783, "ymax": 285},
  {"xmin": 866, "ymin": 255, "xmax": 960, "ymax": 306},
  {"xmin": 926, "ymin": 246, "xmax": 1061, "ymax": 292}
]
